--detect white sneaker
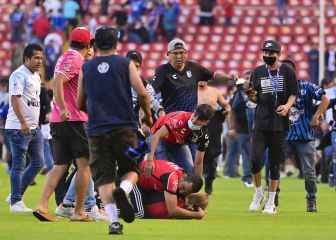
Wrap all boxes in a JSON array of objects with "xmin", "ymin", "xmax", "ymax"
[
  {"xmin": 10, "ymin": 201, "xmax": 33, "ymax": 213},
  {"xmin": 55, "ymin": 205, "xmax": 74, "ymax": 218},
  {"xmin": 5, "ymin": 194, "xmax": 11, "ymax": 205},
  {"xmin": 244, "ymin": 181, "xmax": 254, "ymax": 188},
  {"xmin": 249, "ymin": 191, "xmax": 264, "ymax": 212},
  {"xmin": 262, "ymin": 203, "xmax": 277, "ymax": 214},
  {"xmin": 86, "ymin": 205, "xmax": 109, "ymax": 221}
]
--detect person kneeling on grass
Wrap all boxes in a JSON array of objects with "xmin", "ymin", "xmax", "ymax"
[{"xmin": 131, "ymin": 159, "xmax": 205, "ymax": 219}]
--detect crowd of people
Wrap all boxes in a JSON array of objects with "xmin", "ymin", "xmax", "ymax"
[{"xmin": 1, "ymin": 0, "xmax": 336, "ymax": 237}]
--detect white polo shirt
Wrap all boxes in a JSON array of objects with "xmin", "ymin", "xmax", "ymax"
[{"xmin": 5, "ymin": 65, "xmax": 41, "ymax": 130}]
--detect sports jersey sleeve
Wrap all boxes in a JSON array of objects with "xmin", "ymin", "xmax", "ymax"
[
  {"xmin": 152, "ymin": 66, "xmax": 166, "ymax": 93},
  {"xmin": 9, "ymin": 72, "xmax": 25, "ymax": 96},
  {"xmin": 198, "ymin": 63, "xmax": 213, "ymax": 81},
  {"xmin": 161, "ymin": 172, "xmax": 179, "ymax": 194},
  {"xmin": 54, "ymin": 53, "xmax": 81, "ymax": 82},
  {"xmin": 308, "ymin": 82, "xmax": 325, "ymax": 101}
]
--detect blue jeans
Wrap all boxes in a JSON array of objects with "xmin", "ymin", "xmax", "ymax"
[
  {"xmin": 6, "ymin": 129, "xmax": 43, "ymax": 205},
  {"xmin": 156, "ymin": 140, "xmax": 194, "ymax": 174},
  {"xmin": 288, "ymin": 141, "xmax": 317, "ymax": 199},
  {"xmin": 43, "ymin": 139, "xmax": 54, "ymax": 172},
  {"xmin": 224, "ymin": 135, "xmax": 239, "ymax": 177},
  {"xmin": 237, "ymin": 133, "xmax": 252, "ymax": 181},
  {"xmin": 63, "ymin": 173, "xmax": 96, "ymax": 209}
]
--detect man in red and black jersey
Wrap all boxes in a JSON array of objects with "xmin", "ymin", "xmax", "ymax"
[
  {"xmin": 134, "ymin": 160, "xmax": 205, "ymax": 219},
  {"xmin": 145, "ymin": 104, "xmax": 215, "ymax": 176}
]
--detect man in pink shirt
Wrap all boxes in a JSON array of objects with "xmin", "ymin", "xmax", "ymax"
[{"xmin": 34, "ymin": 27, "xmax": 92, "ymax": 221}]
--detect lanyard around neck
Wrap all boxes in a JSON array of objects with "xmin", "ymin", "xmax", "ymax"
[{"xmin": 267, "ymin": 67, "xmax": 280, "ymax": 104}]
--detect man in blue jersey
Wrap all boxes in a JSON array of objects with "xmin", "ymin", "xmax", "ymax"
[
  {"xmin": 77, "ymin": 26, "xmax": 152, "ymax": 235},
  {"xmin": 284, "ymin": 59, "xmax": 329, "ymax": 212}
]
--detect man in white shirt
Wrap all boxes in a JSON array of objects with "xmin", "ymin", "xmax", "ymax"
[
  {"xmin": 5, "ymin": 43, "xmax": 44, "ymax": 213},
  {"xmin": 326, "ymin": 45, "xmax": 336, "ymax": 81}
]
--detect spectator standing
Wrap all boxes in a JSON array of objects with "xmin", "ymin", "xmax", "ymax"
[
  {"xmin": 111, "ymin": 5, "xmax": 128, "ymax": 41},
  {"xmin": 77, "ymin": 26, "xmax": 152, "ymax": 234},
  {"xmin": 5, "ymin": 44, "xmax": 44, "ymax": 213},
  {"xmin": 34, "ymin": 27, "xmax": 92, "ymax": 222},
  {"xmin": 284, "ymin": 59, "xmax": 329, "ymax": 212},
  {"xmin": 307, "ymin": 43, "xmax": 319, "ymax": 85},
  {"xmin": 32, "ymin": 8, "xmax": 52, "ymax": 42},
  {"xmin": 101, "ymin": 0, "xmax": 110, "ymax": 15},
  {"xmin": 276, "ymin": 0, "xmax": 288, "ymax": 24},
  {"xmin": 43, "ymin": 0, "xmax": 62, "ymax": 17},
  {"xmin": 223, "ymin": 0, "xmax": 234, "ymax": 26},
  {"xmin": 247, "ymin": 40, "xmax": 298, "ymax": 214},
  {"xmin": 325, "ymin": 45, "xmax": 336, "ymax": 82},
  {"xmin": 198, "ymin": 0, "xmax": 216, "ymax": 25},
  {"xmin": 63, "ymin": 0, "xmax": 80, "ymax": 28},
  {"xmin": 9, "ymin": 5, "xmax": 26, "ymax": 43},
  {"xmin": 162, "ymin": 0, "xmax": 180, "ymax": 41}
]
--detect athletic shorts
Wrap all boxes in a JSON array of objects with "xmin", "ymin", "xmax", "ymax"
[
  {"xmin": 51, "ymin": 121, "xmax": 89, "ymax": 165},
  {"xmin": 89, "ymin": 128, "xmax": 139, "ymax": 187}
]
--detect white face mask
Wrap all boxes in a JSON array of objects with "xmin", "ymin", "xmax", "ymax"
[{"xmin": 188, "ymin": 119, "xmax": 202, "ymax": 131}]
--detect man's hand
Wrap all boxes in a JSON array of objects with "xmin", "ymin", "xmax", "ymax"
[
  {"xmin": 144, "ymin": 159, "xmax": 154, "ymax": 176},
  {"xmin": 194, "ymin": 207, "xmax": 206, "ymax": 220},
  {"xmin": 310, "ymin": 113, "xmax": 323, "ymax": 128},
  {"xmin": 143, "ymin": 114, "xmax": 153, "ymax": 127},
  {"xmin": 20, "ymin": 121, "xmax": 30, "ymax": 135},
  {"xmin": 276, "ymin": 104, "xmax": 290, "ymax": 117},
  {"xmin": 246, "ymin": 88, "xmax": 257, "ymax": 102},
  {"xmin": 60, "ymin": 109, "xmax": 70, "ymax": 121},
  {"xmin": 227, "ymin": 129, "xmax": 237, "ymax": 138}
]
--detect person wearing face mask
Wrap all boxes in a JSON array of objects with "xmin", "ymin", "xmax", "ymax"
[
  {"xmin": 246, "ymin": 40, "xmax": 298, "ymax": 214},
  {"xmin": 146, "ymin": 104, "xmax": 215, "ymax": 177}
]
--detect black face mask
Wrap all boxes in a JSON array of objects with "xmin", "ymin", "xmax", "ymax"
[{"xmin": 263, "ymin": 56, "xmax": 277, "ymax": 66}]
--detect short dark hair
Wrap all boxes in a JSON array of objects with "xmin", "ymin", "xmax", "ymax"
[
  {"xmin": 94, "ymin": 26, "xmax": 118, "ymax": 50},
  {"xmin": 23, "ymin": 43, "xmax": 43, "ymax": 62},
  {"xmin": 185, "ymin": 174, "xmax": 203, "ymax": 193},
  {"xmin": 70, "ymin": 41, "xmax": 89, "ymax": 50},
  {"xmin": 126, "ymin": 50, "xmax": 142, "ymax": 65},
  {"xmin": 194, "ymin": 104, "xmax": 215, "ymax": 121}
]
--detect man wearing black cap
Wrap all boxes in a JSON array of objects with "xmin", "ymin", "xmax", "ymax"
[
  {"xmin": 77, "ymin": 26, "xmax": 152, "ymax": 234},
  {"xmin": 246, "ymin": 40, "xmax": 298, "ymax": 214},
  {"xmin": 152, "ymin": 38, "xmax": 229, "ymax": 114}
]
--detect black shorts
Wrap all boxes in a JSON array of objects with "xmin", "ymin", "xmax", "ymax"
[
  {"xmin": 89, "ymin": 128, "xmax": 139, "ymax": 187},
  {"xmin": 251, "ymin": 130, "xmax": 285, "ymax": 180},
  {"xmin": 51, "ymin": 121, "xmax": 89, "ymax": 165}
]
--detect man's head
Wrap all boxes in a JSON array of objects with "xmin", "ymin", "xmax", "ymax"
[
  {"xmin": 23, "ymin": 43, "xmax": 44, "ymax": 73},
  {"xmin": 186, "ymin": 192, "xmax": 209, "ymax": 210},
  {"xmin": 188, "ymin": 104, "xmax": 215, "ymax": 131},
  {"xmin": 167, "ymin": 38, "xmax": 188, "ymax": 70},
  {"xmin": 198, "ymin": 80, "xmax": 208, "ymax": 88},
  {"xmin": 94, "ymin": 26, "xmax": 119, "ymax": 51},
  {"xmin": 261, "ymin": 40, "xmax": 281, "ymax": 67},
  {"xmin": 127, "ymin": 50, "xmax": 142, "ymax": 72},
  {"xmin": 178, "ymin": 174, "xmax": 203, "ymax": 196},
  {"xmin": 69, "ymin": 27, "xmax": 92, "ymax": 56}
]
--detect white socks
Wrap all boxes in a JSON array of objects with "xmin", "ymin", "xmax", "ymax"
[
  {"xmin": 105, "ymin": 203, "xmax": 118, "ymax": 223},
  {"xmin": 267, "ymin": 192, "xmax": 276, "ymax": 206},
  {"xmin": 120, "ymin": 180, "xmax": 133, "ymax": 196},
  {"xmin": 256, "ymin": 186, "xmax": 263, "ymax": 195}
]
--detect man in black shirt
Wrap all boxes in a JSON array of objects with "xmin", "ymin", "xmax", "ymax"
[
  {"xmin": 152, "ymin": 38, "xmax": 221, "ymax": 114},
  {"xmin": 247, "ymin": 40, "xmax": 298, "ymax": 214}
]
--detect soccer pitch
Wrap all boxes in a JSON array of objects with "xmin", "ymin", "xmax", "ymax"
[{"xmin": 0, "ymin": 163, "xmax": 335, "ymax": 240}]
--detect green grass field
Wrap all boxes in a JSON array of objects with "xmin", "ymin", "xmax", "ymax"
[{"xmin": 0, "ymin": 163, "xmax": 335, "ymax": 240}]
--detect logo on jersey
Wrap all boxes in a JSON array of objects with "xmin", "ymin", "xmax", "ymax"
[
  {"xmin": 97, "ymin": 62, "xmax": 109, "ymax": 74},
  {"xmin": 300, "ymin": 89, "xmax": 306, "ymax": 96},
  {"xmin": 186, "ymin": 70, "xmax": 192, "ymax": 78},
  {"xmin": 172, "ymin": 74, "xmax": 178, "ymax": 79}
]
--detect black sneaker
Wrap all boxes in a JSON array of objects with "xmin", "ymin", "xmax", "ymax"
[
  {"xmin": 274, "ymin": 188, "xmax": 280, "ymax": 207},
  {"xmin": 113, "ymin": 188, "xmax": 135, "ymax": 223},
  {"xmin": 307, "ymin": 199, "xmax": 317, "ymax": 212},
  {"xmin": 204, "ymin": 181, "xmax": 213, "ymax": 195},
  {"xmin": 109, "ymin": 222, "xmax": 123, "ymax": 235}
]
